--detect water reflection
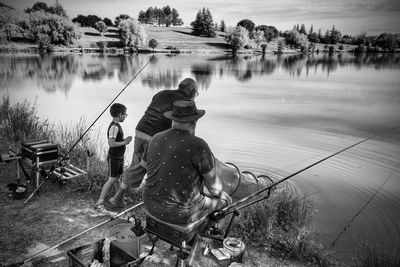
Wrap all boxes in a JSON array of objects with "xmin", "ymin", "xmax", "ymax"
[{"xmin": 1, "ymin": 53, "xmax": 399, "ymax": 95}]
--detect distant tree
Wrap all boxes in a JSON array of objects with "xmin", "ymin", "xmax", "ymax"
[
  {"xmin": 376, "ymin": 33, "xmax": 399, "ymax": 51},
  {"xmin": 308, "ymin": 24, "xmax": 314, "ymax": 36},
  {"xmin": 251, "ymin": 29, "xmax": 266, "ymax": 49},
  {"xmin": 20, "ymin": 11, "xmax": 80, "ymax": 46},
  {"xmin": 308, "ymin": 31, "xmax": 319, "ymax": 43},
  {"xmin": 114, "ymin": 14, "xmax": 131, "ymax": 27},
  {"xmin": 145, "ymin": 7, "xmax": 155, "ymax": 24},
  {"xmin": 72, "ymin": 14, "xmax": 102, "ymax": 28},
  {"xmin": 25, "ymin": 2, "xmax": 50, "ymax": 14},
  {"xmin": 163, "ymin": 5, "xmax": 172, "ymax": 27},
  {"xmin": 154, "ymin": 7, "xmax": 164, "ymax": 26},
  {"xmin": 329, "ymin": 25, "xmax": 342, "ymax": 44},
  {"xmin": 299, "ymin": 24, "xmax": 307, "ymax": 35},
  {"xmin": 323, "ymin": 30, "xmax": 330, "ymax": 44},
  {"xmin": 255, "ymin": 25, "xmax": 278, "ymax": 42},
  {"xmin": 25, "ymin": 1, "xmax": 67, "ymax": 17},
  {"xmin": 191, "ymin": 8, "xmax": 216, "ymax": 37},
  {"xmin": 95, "ymin": 21, "xmax": 107, "ymax": 35},
  {"xmin": 103, "ymin": 17, "xmax": 113, "ymax": 26},
  {"xmin": 237, "ymin": 19, "xmax": 255, "ymax": 34},
  {"xmin": 138, "ymin": 11, "xmax": 147, "ymax": 24},
  {"xmin": 225, "ymin": 26, "xmax": 250, "ymax": 56},
  {"xmin": 220, "ymin": 20, "xmax": 226, "ymax": 32},
  {"xmin": 171, "ymin": 8, "xmax": 183, "ymax": 26},
  {"xmin": 283, "ymin": 29, "xmax": 308, "ymax": 49},
  {"xmin": 148, "ymin": 38, "xmax": 158, "ymax": 52},
  {"xmin": 50, "ymin": 1, "xmax": 67, "ymax": 17},
  {"xmin": 0, "ymin": 6, "xmax": 22, "ymax": 42},
  {"xmin": 317, "ymin": 28, "xmax": 322, "ymax": 41},
  {"xmin": 277, "ymin": 40, "xmax": 284, "ymax": 54},
  {"xmin": 118, "ymin": 18, "xmax": 147, "ymax": 48}
]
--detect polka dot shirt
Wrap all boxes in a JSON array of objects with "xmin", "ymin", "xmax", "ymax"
[{"xmin": 143, "ymin": 128, "xmax": 214, "ymax": 224}]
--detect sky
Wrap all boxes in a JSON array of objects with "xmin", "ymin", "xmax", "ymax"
[{"xmin": 3, "ymin": 0, "xmax": 400, "ymax": 35}]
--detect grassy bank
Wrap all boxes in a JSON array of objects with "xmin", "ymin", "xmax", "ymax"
[{"xmin": 0, "ymin": 26, "xmax": 356, "ymax": 55}]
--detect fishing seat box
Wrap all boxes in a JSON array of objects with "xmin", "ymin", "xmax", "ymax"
[
  {"xmin": 21, "ymin": 139, "xmax": 59, "ymax": 164},
  {"xmin": 145, "ymin": 212, "xmax": 209, "ymax": 248}
]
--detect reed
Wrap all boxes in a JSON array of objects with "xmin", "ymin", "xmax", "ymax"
[
  {"xmin": 0, "ymin": 94, "xmax": 108, "ymax": 192},
  {"xmin": 231, "ymin": 187, "xmax": 335, "ymax": 266},
  {"xmin": 0, "ymin": 94, "xmax": 53, "ymax": 148}
]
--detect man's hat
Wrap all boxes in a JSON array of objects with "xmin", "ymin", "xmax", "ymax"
[{"xmin": 164, "ymin": 100, "xmax": 205, "ymax": 122}]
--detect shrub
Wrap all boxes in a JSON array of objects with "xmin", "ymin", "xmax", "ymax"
[
  {"xmin": 97, "ymin": 41, "xmax": 107, "ymax": 50},
  {"xmin": 37, "ymin": 33, "xmax": 51, "ymax": 51},
  {"xmin": 338, "ymin": 44, "xmax": 344, "ymax": 50},
  {"xmin": 328, "ymin": 46, "xmax": 335, "ymax": 54},
  {"xmin": 231, "ymin": 188, "xmax": 334, "ymax": 265},
  {"xmin": 166, "ymin": 45, "xmax": 177, "ymax": 50},
  {"xmin": 148, "ymin": 38, "xmax": 158, "ymax": 51}
]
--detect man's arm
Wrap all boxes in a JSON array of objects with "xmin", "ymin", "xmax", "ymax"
[{"xmin": 203, "ymin": 167, "xmax": 223, "ymax": 198}]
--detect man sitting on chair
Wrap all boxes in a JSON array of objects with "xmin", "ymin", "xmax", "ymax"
[{"xmin": 142, "ymin": 100, "xmax": 231, "ymax": 225}]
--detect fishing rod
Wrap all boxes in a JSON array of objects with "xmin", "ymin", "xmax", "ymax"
[
  {"xmin": 19, "ymin": 202, "xmax": 143, "ymax": 265},
  {"xmin": 330, "ymin": 162, "xmax": 400, "ymax": 247},
  {"xmin": 24, "ymin": 55, "xmax": 155, "ymax": 204},
  {"xmin": 211, "ymin": 124, "xmax": 400, "ymax": 220},
  {"xmin": 61, "ymin": 55, "xmax": 155, "ymax": 163}
]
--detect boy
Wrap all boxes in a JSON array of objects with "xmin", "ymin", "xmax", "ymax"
[{"xmin": 96, "ymin": 103, "xmax": 132, "ymax": 212}]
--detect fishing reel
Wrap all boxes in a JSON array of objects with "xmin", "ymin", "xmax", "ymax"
[{"xmin": 128, "ymin": 215, "xmax": 146, "ymax": 237}]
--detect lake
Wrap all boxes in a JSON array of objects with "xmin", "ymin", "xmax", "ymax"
[{"xmin": 1, "ymin": 52, "xmax": 400, "ymax": 263}]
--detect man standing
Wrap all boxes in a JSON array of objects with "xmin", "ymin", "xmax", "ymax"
[
  {"xmin": 110, "ymin": 78, "xmax": 199, "ymax": 207},
  {"xmin": 142, "ymin": 100, "xmax": 231, "ymax": 224}
]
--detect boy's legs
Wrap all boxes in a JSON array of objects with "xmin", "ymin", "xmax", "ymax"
[
  {"xmin": 97, "ymin": 176, "xmax": 119, "ymax": 205},
  {"xmin": 110, "ymin": 136, "xmax": 148, "ymax": 206},
  {"xmin": 96, "ymin": 157, "xmax": 123, "ymax": 208}
]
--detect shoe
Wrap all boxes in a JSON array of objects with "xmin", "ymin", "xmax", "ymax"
[
  {"xmin": 109, "ymin": 197, "xmax": 125, "ymax": 208},
  {"xmin": 95, "ymin": 203, "xmax": 108, "ymax": 213}
]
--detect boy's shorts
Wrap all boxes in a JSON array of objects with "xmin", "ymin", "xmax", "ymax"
[{"xmin": 108, "ymin": 157, "xmax": 124, "ymax": 178}]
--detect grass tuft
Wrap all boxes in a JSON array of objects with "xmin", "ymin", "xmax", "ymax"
[{"xmin": 231, "ymin": 188, "xmax": 335, "ymax": 266}]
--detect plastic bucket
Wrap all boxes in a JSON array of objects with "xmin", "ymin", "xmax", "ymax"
[{"xmin": 13, "ymin": 185, "xmax": 27, "ymax": 200}]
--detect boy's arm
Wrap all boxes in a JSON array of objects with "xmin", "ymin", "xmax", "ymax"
[{"xmin": 108, "ymin": 125, "xmax": 132, "ymax": 147}]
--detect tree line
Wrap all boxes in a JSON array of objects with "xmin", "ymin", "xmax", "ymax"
[
  {"xmin": 189, "ymin": 9, "xmax": 399, "ymax": 54},
  {"xmin": 138, "ymin": 6, "xmax": 183, "ymax": 26}
]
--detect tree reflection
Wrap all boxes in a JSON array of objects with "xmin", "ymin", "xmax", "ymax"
[
  {"xmin": 141, "ymin": 70, "xmax": 181, "ymax": 90},
  {"xmin": 2, "ymin": 53, "xmax": 399, "ymax": 96},
  {"xmin": 191, "ymin": 64, "xmax": 214, "ymax": 90},
  {"xmin": 0, "ymin": 55, "xmax": 81, "ymax": 94}
]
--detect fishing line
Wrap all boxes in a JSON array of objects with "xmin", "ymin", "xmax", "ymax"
[
  {"xmin": 23, "ymin": 55, "xmax": 154, "ymax": 204},
  {"xmin": 330, "ymin": 162, "xmax": 400, "ymax": 247},
  {"xmin": 212, "ymin": 124, "xmax": 400, "ymax": 219}
]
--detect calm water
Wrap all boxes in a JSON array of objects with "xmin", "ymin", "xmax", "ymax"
[{"xmin": 1, "ymin": 53, "xmax": 400, "ymax": 263}]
